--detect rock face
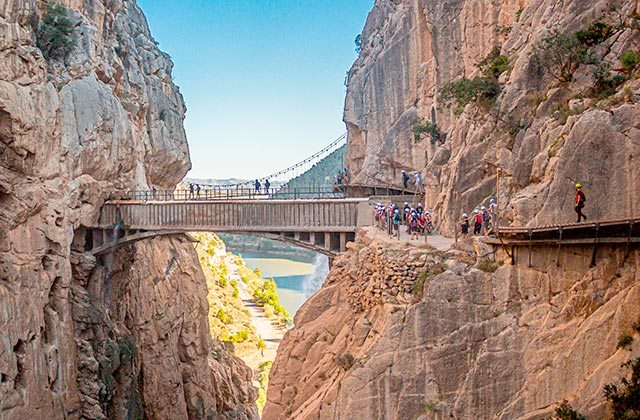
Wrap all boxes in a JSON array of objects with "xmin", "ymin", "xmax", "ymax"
[
  {"xmin": 264, "ymin": 232, "xmax": 640, "ymax": 419},
  {"xmin": 344, "ymin": 0, "xmax": 640, "ymax": 233},
  {"xmin": 0, "ymin": 0, "xmax": 257, "ymax": 418}
]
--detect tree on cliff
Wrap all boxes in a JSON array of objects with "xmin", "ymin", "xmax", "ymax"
[
  {"xmin": 36, "ymin": 2, "xmax": 74, "ymax": 59},
  {"xmin": 604, "ymin": 357, "xmax": 640, "ymax": 419}
]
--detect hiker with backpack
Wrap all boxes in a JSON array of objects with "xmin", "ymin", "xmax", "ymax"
[
  {"xmin": 574, "ymin": 183, "xmax": 587, "ymax": 223},
  {"xmin": 401, "ymin": 170, "xmax": 409, "ymax": 191},
  {"xmin": 481, "ymin": 206, "xmax": 492, "ymax": 235},
  {"xmin": 473, "ymin": 209, "xmax": 483, "ymax": 235},
  {"xmin": 409, "ymin": 209, "xmax": 420, "ymax": 240}
]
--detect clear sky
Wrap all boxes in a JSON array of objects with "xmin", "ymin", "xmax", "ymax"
[{"xmin": 137, "ymin": 0, "xmax": 373, "ymax": 180}]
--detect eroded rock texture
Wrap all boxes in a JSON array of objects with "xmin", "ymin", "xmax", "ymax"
[
  {"xmin": 264, "ymin": 234, "xmax": 640, "ymax": 419},
  {"xmin": 344, "ymin": 0, "xmax": 640, "ymax": 232},
  {"xmin": 0, "ymin": 1, "xmax": 257, "ymax": 418}
]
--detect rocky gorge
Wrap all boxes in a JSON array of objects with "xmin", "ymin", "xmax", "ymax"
[
  {"xmin": 0, "ymin": 0, "xmax": 257, "ymax": 418},
  {"xmin": 265, "ymin": 0, "xmax": 640, "ymax": 419}
]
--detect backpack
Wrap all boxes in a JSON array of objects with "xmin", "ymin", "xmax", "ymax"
[{"xmin": 483, "ymin": 211, "xmax": 491, "ymax": 222}]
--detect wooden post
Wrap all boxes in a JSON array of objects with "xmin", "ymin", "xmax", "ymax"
[
  {"xmin": 340, "ymin": 232, "xmax": 346, "ymax": 252},
  {"xmin": 324, "ymin": 233, "xmax": 331, "ymax": 250}
]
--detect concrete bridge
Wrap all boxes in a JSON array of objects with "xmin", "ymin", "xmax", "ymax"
[{"xmin": 89, "ymin": 198, "xmax": 371, "ymax": 257}]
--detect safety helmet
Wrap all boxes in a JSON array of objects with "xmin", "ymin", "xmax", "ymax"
[
  {"xmin": 462, "ymin": 213, "xmax": 468, "ymax": 217},
  {"xmin": 481, "ymin": 206, "xmax": 487, "ymax": 210},
  {"xmin": 473, "ymin": 209, "xmax": 479, "ymax": 213},
  {"xmin": 575, "ymin": 183, "xmax": 582, "ymax": 188},
  {"xmin": 418, "ymin": 203, "xmax": 423, "ymax": 207},
  {"xmin": 490, "ymin": 198, "xmax": 495, "ymax": 203},
  {"xmin": 404, "ymin": 202, "xmax": 408, "ymax": 205}
]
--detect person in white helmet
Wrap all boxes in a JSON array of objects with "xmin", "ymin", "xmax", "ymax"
[
  {"xmin": 473, "ymin": 209, "xmax": 482, "ymax": 235},
  {"xmin": 460, "ymin": 213, "xmax": 470, "ymax": 239},
  {"xmin": 413, "ymin": 171, "xmax": 423, "ymax": 193},
  {"xmin": 481, "ymin": 205, "xmax": 492, "ymax": 235}
]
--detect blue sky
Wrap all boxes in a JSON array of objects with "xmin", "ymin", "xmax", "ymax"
[{"xmin": 138, "ymin": 0, "xmax": 373, "ymax": 179}]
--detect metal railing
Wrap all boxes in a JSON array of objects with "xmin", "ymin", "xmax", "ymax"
[{"xmin": 119, "ymin": 186, "xmax": 345, "ymax": 202}]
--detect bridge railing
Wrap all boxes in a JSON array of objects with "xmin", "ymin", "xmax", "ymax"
[{"xmin": 121, "ymin": 186, "xmax": 345, "ymax": 202}]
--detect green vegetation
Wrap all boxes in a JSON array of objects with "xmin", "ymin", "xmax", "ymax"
[
  {"xmin": 355, "ymin": 34, "xmax": 362, "ymax": 54},
  {"xmin": 477, "ymin": 259, "xmax": 500, "ymax": 273},
  {"xmin": 592, "ymin": 63, "xmax": 627, "ymax": 99},
  {"xmin": 632, "ymin": 320, "xmax": 640, "ymax": 333},
  {"xmin": 620, "ymin": 51, "xmax": 639, "ymax": 74},
  {"xmin": 335, "ymin": 353, "xmax": 355, "ymax": 370},
  {"xmin": 412, "ymin": 117, "xmax": 443, "ymax": 143},
  {"xmin": 604, "ymin": 357, "xmax": 640, "ymax": 419},
  {"xmin": 37, "ymin": 2, "xmax": 74, "ymax": 59},
  {"xmin": 256, "ymin": 361, "xmax": 274, "ymax": 413},
  {"xmin": 534, "ymin": 30, "xmax": 592, "ymax": 82},
  {"xmin": 215, "ymin": 308, "xmax": 233, "ymax": 324},
  {"xmin": 617, "ymin": 334, "xmax": 634, "ymax": 349},
  {"xmin": 478, "ymin": 46, "xmax": 511, "ymax": 79},
  {"xmin": 575, "ymin": 21, "xmax": 614, "ymax": 46},
  {"xmin": 280, "ymin": 145, "xmax": 346, "ymax": 194},
  {"xmin": 253, "ymin": 279, "xmax": 292, "ymax": 325},
  {"xmin": 439, "ymin": 46, "xmax": 508, "ymax": 114},
  {"xmin": 551, "ymin": 103, "xmax": 585, "ymax": 124},
  {"xmin": 552, "ymin": 400, "xmax": 585, "ymax": 420}
]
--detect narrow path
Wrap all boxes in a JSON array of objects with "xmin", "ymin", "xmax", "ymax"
[
  {"xmin": 225, "ymin": 256, "xmax": 288, "ymax": 370},
  {"xmin": 361, "ymin": 226, "xmax": 455, "ymax": 251}
]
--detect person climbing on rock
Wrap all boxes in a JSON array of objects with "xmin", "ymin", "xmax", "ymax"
[
  {"xmin": 264, "ymin": 178, "xmax": 271, "ymax": 193},
  {"xmin": 254, "ymin": 179, "xmax": 261, "ymax": 194},
  {"xmin": 460, "ymin": 213, "xmax": 470, "ymax": 239},
  {"xmin": 473, "ymin": 209, "xmax": 483, "ymax": 235},
  {"xmin": 402, "ymin": 170, "xmax": 409, "ymax": 191},
  {"xmin": 575, "ymin": 183, "xmax": 587, "ymax": 223}
]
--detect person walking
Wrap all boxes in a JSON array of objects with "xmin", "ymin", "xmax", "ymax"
[
  {"xmin": 414, "ymin": 171, "xmax": 423, "ymax": 194},
  {"xmin": 188, "ymin": 183, "xmax": 194, "ymax": 199},
  {"xmin": 574, "ymin": 183, "xmax": 587, "ymax": 223},
  {"xmin": 409, "ymin": 210, "xmax": 419, "ymax": 240},
  {"xmin": 473, "ymin": 209, "xmax": 483, "ymax": 235},
  {"xmin": 393, "ymin": 208, "xmax": 401, "ymax": 239},
  {"xmin": 481, "ymin": 206, "xmax": 492, "ymax": 235},
  {"xmin": 460, "ymin": 213, "xmax": 470, "ymax": 240},
  {"xmin": 264, "ymin": 179, "xmax": 271, "ymax": 194},
  {"xmin": 402, "ymin": 170, "xmax": 409, "ymax": 191},
  {"xmin": 195, "ymin": 183, "xmax": 201, "ymax": 198},
  {"xmin": 254, "ymin": 179, "xmax": 261, "ymax": 194}
]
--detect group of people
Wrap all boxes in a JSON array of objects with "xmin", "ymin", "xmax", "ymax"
[
  {"xmin": 401, "ymin": 170, "xmax": 424, "ymax": 194},
  {"xmin": 188, "ymin": 182, "xmax": 201, "ymax": 198},
  {"xmin": 374, "ymin": 201, "xmax": 433, "ymax": 240},
  {"xmin": 335, "ymin": 167, "xmax": 350, "ymax": 186},
  {"xmin": 459, "ymin": 199, "xmax": 498, "ymax": 238},
  {"xmin": 254, "ymin": 178, "xmax": 271, "ymax": 194}
]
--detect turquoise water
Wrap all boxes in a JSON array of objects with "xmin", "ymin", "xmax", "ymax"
[{"xmin": 237, "ymin": 252, "xmax": 327, "ymax": 315}]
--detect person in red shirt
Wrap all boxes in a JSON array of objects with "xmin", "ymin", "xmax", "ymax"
[{"xmin": 575, "ymin": 183, "xmax": 587, "ymax": 223}]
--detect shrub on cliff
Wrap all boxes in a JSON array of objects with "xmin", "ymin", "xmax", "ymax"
[
  {"xmin": 604, "ymin": 357, "xmax": 640, "ymax": 419},
  {"xmin": 335, "ymin": 353, "xmax": 355, "ymax": 370},
  {"xmin": 552, "ymin": 400, "xmax": 585, "ymax": 420},
  {"xmin": 252, "ymin": 279, "xmax": 291, "ymax": 323},
  {"xmin": 36, "ymin": 2, "xmax": 74, "ymax": 59},
  {"xmin": 412, "ymin": 117, "xmax": 443, "ymax": 144},
  {"xmin": 439, "ymin": 76, "xmax": 500, "ymax": 112},
  {"xmin": 534, "ymin": 30, "xmax": 592, "ymax": 82}
]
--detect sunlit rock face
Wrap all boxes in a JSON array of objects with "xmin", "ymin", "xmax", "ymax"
[
  {"xmin": 0, "ymin": 0, "xmax": 257, "ymax": 418},
  {"xmin": 265, "ymin": 234, "xmax": 640, "ymax": 419},
  {"xmin": 344, "ymin": 0, "xmax": 640, "ymax": 233}
]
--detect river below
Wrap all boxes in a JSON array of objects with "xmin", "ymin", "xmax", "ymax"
[{"xmin": 237, "ymin": 252, "xmax": 329, "ymax": 316}]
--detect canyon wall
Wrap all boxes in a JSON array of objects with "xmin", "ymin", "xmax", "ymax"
[
  {"xmin": 265, "ymin": 233, "xmax": 640, "ymax": 419},
  {"xmin": 344, "ymin": 0, "xmax": 640, "ymax": 232},
  {"xmin": 0, "ymin": 0, "xmax": 256, "ymax": 418}
]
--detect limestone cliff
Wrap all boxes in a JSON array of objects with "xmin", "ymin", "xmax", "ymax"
[
  {"xmin": 264, "ymin": 232, "xmax": 640, "ymax": 419},
  {"xmin": 344, "ymin": 0, "xmax": 640, "ymax": 232},
  {"xmin": 0, "ymin": 0, "xmax": 256, "ymax": 418}
]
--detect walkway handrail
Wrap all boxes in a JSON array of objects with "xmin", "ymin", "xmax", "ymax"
[{"xmin": 119, "ymin": 186, "xmax": 345, "ymax": 202}]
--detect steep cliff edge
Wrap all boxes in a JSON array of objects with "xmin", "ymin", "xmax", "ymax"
[
  {"xmin": 264, "ymin": 233, "xmax": 640, "ymax": 419},
  {"xmin": 344, "ymin": 0, "xmax": 640, "ymax": 232},
  {"xmin": 0, "ymin": 0, "xmax": 256, "ymax": 418}
]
